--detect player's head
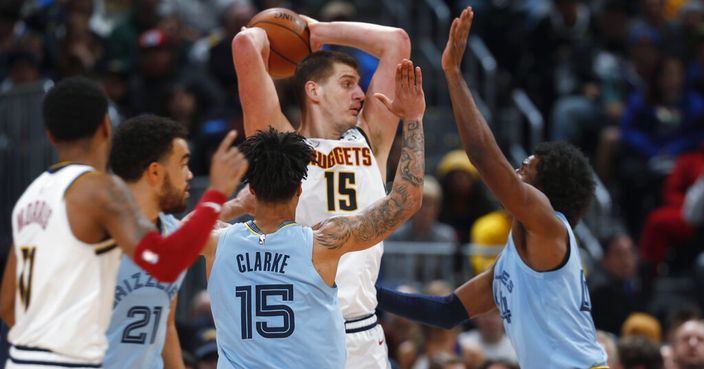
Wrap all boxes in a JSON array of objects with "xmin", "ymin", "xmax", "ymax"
[
  {"xmin": 110, "ymin": 114, "xmax": 192, "ymax": 214},
  {"xmin": 294, "ymin": 50, "xmax": 363, "ymax": 133},
  {"xmin": 43, "ymin": 76, "xmax": 109, "ymax": 145},
  {"xmin": 617, "ymin": 336, "xmax": 663, "ymax": 369},
  {"xmin": 239, "ymin": 127, "xmax": 314, "ymax": 204},
  {"xmin": 517, "ymin": 142, "xmax": 595, "ymax": 227}
]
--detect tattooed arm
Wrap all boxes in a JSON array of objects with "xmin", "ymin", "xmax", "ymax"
[{"xmin": 312, "ymin": 60, "xmax": 425, "ymax": 286}]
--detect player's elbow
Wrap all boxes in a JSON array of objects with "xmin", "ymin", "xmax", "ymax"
[
  {"xmin": 231, "ymin": 28, "xmax": 264, "ymax": 55},
  {"xmin": 387, "ymin": 28, "xmax": 411, "ymax": 57}
]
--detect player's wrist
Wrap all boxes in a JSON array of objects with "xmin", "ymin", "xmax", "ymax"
[{"xmin": 202, "ymin": 189, "xmax": 228, "ymax": 211}]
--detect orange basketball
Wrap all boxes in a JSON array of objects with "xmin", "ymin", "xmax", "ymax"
[{"xmin": 248, "ymin": 8, "xmax": 311, "ymax": 79}]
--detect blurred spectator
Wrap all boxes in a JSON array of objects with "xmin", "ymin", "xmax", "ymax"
[
  {"xmin": 108, "ymin": 0, "xmax": 163, "ymax": 68},
  {"xmin": 621, "ymin": 312, "xmax": 663, "ymax": 343},
  {"xmin": 671, "ymin": 320, "xmax": 704, "ymax": 369},
  {"xmin": 437, "ymin": 150, "xmax": 498, "ymax": 244},
  {"xmin": 0, "ymin": 50, "xmax": 43, "ymax": 93},
  {"xmin": 477, "ymin": 359, "xmax": 519, "ymax": 369},
  {"xmin": 590, "ymin": 232, "xmax": 648, "ymax": 335},
  {"xmin": 428, "ymin": 352, "xmax": 466, "ymax": 369},
  {"xmin": 411, "ymin": 281, "xmax": 474, "ymax": 369},
  {"xmin": 0, "ymin": 5, "xmax": 25, "ymax": 81},
  {"xmin": 617, "ymin": 335, "xmax": 664, "ymax": 369},
  {"xmin": 468, "ymin": 211, "xmax": 511, "ymax": 274},
  {"xmin": 683, "ymin": 173, "xmax": 704, "ymax": 226},
  {"xmin": 390, "ymin": 176, "xmax": 456, "ymax": 243},
  {"xmin": 98, "ymin": 59, "xmax": 130, "ymax": 124},
  {"xmin": 596, "ymin": 330, "xmax": 619, "ymax": 368},
  {"xmin": 55, "ymin": 12, "xmax": 106, "ymax": 78},
  {"xmin": 519, "ymin": 0, "xmax": 597, "ymax": 122},
  {"xmin": 458, "ymin": 310, "xmax": 517, "ymax": 363},
  {"xmin": 619, "ymin": 56, "xmax": 704, "ymax": 235},
  {"xmin": 640, "ymin": 147, "xmax": 704, "ymax": 273},
  {"xmin": 162, "ymin": 0, "xmax": 236, "ymax": 36},
  {"xmin": 665, "ymin": 304, "xmax": 702, "ymax": 343}
]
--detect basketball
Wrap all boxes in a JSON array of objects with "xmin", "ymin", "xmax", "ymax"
[{"xmin": 247, "ymin": 8, "xmax": 311, "ymax": 79}]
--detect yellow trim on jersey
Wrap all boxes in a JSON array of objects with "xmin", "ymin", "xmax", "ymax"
[
  {"xmin": 244, "ymin": 221, "xmax": 298, "ymax": 236},
  {"xmin": 63, "ymin": 170, "xmax": 96, "ymax": 197},
  {"xmin": 244, "ymin": 222, "xmax": 259, "ymax": 236},
  {"xmin": 48, "ymin": 161, "xmax": 75, "ymax": 171},
  {"xmin": 590, "ymin": 366, "xmax": 609, "ymax": 369},
  {"xmin": 94, "ymin": 239, "xmax": 117, "ymax": 255}
]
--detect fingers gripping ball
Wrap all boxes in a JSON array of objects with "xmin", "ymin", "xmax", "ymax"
[{"xmin": 248, "ymin": 8, "xmax": 311, "ymax": 79}]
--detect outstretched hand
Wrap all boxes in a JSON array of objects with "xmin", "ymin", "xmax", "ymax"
[
  {"xmin": 209, "ymin": 131, "xmax": 249, "ymax": 198},
  {"xmin": 442, "ymin": 7, "xmax": 474, "ymax": 72},
  {"xmin": 373, "ymin": 59, "xmax": 425, "ymax": 121}
]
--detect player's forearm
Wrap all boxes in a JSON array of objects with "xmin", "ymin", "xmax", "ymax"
[
  {"xmin": 376, "ymin": 286, "xmax": 469, "ymax": 329},
  {"xmin": 388, "ymin": 118, "xmax": 424, "ymax": 216},
  {"xmin": 310, "ymin": 22, "xmax": 410, "ymax": 59},
  {"xmin": 0, "ymin": 249, "xmax": 16, "ymax": 327},
  {"xmin": 443, "ymin": 69, "xmax": 503, "ymax": 171}
]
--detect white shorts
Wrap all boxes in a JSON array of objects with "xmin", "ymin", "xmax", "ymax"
[
  {"xmin": 343, "ymin": 314, "xmax": 391, "ymax": 369},
  {"xmin": 6, "ymin": 346, "xmax": 102, "ymax": 369}
]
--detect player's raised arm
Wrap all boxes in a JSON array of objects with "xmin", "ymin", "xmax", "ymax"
[
  {"xmin": 88, "ymin": 131, "xmax": 248, "ymax": 282},
  {"xmin": 307, "ymin": 18, "xmax": 411, "ymax": 178},
  {"xmin": 442, "ymin": 8, "xmax": 565, "ymax": 267},
  {"xmin": 232, "ymin": 27, "xmax": 293, "ymax": 135},
  {"xmin": 312, "ymin": 60, "xmax": 423, "ymax": 281}
]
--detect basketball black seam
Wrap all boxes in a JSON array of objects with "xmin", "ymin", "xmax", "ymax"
[
  {"xmin": 250, "ymin": 20, "xmax": 312, "ymax": 54},
  {"xmin": 269, "ymin": 47, "xmax": 297, "ymax": 66}
]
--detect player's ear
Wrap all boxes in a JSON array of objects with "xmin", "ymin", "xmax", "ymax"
[
  {"xmin": 145, "ymin": 161, "xmax": 163, "ymax": 186},
  {"xmin": 296, "ymin": 184, "xmax": 302, "ymax": 197},
  {"xmin": 305, "ymin": 81, "xmax": 320, "ymax": 103},
  {"xmin": 249, "ymin": 186, "xmax": 256, "ymax": 196},
  {"xmin": 100, "ymin": 114, "xmax": 112, "ymax": 139},
  {"xmin": 46, "ymin": 131, "xmax": 58, "ymax": 145}
]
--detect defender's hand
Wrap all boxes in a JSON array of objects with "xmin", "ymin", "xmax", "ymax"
[
  {"xmin": 373, "ymin": 59, "xmax": 425, "ymax": 121},
  {"xmin": 221, "ymin": 184, "xmax": 256, "ymax": 221},
  {"xmin": 442, "ymin": 7, "xmax": 473, "ymax": 72},
  {"xmin": 208, "ymin": 131, "xmax": 249, "ymax": 198}
]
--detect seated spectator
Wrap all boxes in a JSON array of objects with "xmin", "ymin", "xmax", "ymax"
[
  {"xmin": 477, "ymin": 359, "xmax": 519, "ymax": 369},
  {"xmin": 458, "ymin": 310, "xmax": 517, "ymax": 363},
  {"xmin": 617, "ymin": 335, "xmax": 664, "ymax": 369},
  {"xmin": 596, "ymin": 330, "xmax": 619, "ymax": 369},
  {"xmin": 590, "ymin": 232, "xmax": 649, "ymax": 335},
  {"xmin": 436, "ymin": 150, "xmax": 497, "ymax": 244},
  {"xmin": 671, "ymin": 319, "xmax": 704, "ymax": 369},
  {"xmin": 640, "ymin": 147, "xmax": 704, "ymax": 272},
  {"xmin": 428, "ymin": 352, "xmax": 466, "ymax": 369},
  {"xmin": 621, "ymin": 312, "xmax": 663, "ymax": 344},
  {"xmin": 468, "ymin": 210, "xmax": 511, "ymax": 275},
  {"xmin": 390, "ymin": 176, "xmax": 456, "ymax": 243},
  {"xmin": 193, "ymin": 325, "xmax": 217, "ymax": 369}
]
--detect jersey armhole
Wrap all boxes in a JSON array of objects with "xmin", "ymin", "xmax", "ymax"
[{"xmin": 351, "ymin": 126, "xmax": 374, "ymax": 154}]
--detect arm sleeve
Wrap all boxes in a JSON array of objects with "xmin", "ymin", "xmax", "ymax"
[
  {"xmin": 376, "ymin": 285, "xmax": 469, "ymax": 329},
  {"xmin": 134, "ymin": 190, "xmax": 226, "ymax": 282}
]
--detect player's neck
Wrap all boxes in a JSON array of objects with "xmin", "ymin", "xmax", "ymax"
[
  {"xmin": 126, "ymin": 181, "xmax": 160, "ymax": 224},
  {"xmin": 55, "ymin": 143, "xmax": 107, "ymax": 172},
  {"xmin": 253, "ymin": 201, "xmax": 296, "ymax": 234},
  {"xmin": 300, "ymin": 111, "xmax": 345, "ymax": 140}
]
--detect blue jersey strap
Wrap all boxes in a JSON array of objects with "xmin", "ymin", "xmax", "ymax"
[{"xmin": 376, "ymin": 285, "xmax": 469, "ymax": 329}]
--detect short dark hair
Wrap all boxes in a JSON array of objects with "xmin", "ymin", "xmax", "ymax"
[
  {"xmin": 43, "ymin": 76, "xmax": 108, "ymax": 142},
  {"xmin": 239, "ymin": 128, "xmax": 315, "ymax": 203},
  {"xmin": 294, "ymin": 50, "xmax": 359, "ymax": 111},
  {"xmin": 110, "ymin": 115, "xmax": 187, "ymax": 182},
  {"xmin": 618, "ymin": 336, "xmax": 663, "ymax": 369},
  {"xmin": 533, "ymin": 141, "xmax": 595, "ymax": 227}
]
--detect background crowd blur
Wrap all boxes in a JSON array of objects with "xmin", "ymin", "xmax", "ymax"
[{"xmin": 1, "ymin": 0, "xmax": 704, "ymax": 368}]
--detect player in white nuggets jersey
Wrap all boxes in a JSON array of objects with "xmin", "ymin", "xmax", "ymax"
[
  {"xmin": 234, "ymin": 15, "xmax": 410, "ymax": 368},
  {"xmin": 375, "ymin": 8, "xmax": 608, "ymax": 369},
  {"xmin": 103, "ymin": 115, "xmax": 196, "ymax": 369},
  {"xmin": 209, "ymin": 60, "xmax": 425, "ymax": 368},
  {"xmin": 0, "ymin": 77, "xmax": 248, "ymax": 369}
]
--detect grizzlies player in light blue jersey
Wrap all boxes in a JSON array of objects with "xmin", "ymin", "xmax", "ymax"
[
  {"xmin": 205, "ymin": 59, "xmax": 426, "ymax": 369},
  {"xmin": 375, "ymin": 8, "xmax": 609, "ymax": 369},
  {"xmin": 104, "ymin": 115, "xmax": 193, "ymax": 369}
]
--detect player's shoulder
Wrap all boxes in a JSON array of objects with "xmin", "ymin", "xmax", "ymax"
[{"xmin": 65, "ymin": 171, "xmax": 130, "ymax": 208}]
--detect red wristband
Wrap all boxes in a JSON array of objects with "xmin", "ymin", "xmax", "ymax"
[{"xmin": 199, "ymin": 190, "xmax": 227, "ymax": 212}]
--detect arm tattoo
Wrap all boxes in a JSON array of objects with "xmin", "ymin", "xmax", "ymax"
[
  {"xmin": 398, "ymin": 120, "xmax": 424, "ymax": 186},
  {"xmin": 316, "ymin": 119, "xmax": 425, "ymax": 250},
  {"xmin": 101, "ymin": 177, "xmax": 154, "ymax": 242}
]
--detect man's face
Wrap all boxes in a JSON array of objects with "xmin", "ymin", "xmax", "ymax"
[
  {"xmin": 516, "ymin": 155, "xmax": 539, "ymax": 186},
  {"xmin": 674, "ymin": 321, "xmax": 704, "ymax": 369},
  {"xmin": 158, "ymin": 138, "xmax": 192, "ymax": 214},
  {"xmin": 602, "ymin": 235, "xmax": 637, "ymax": 281},
  {"xmin": 315, "ymin": 62, "xmax": 364, "ymax": 131}
]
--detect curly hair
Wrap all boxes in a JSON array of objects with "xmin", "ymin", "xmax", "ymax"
[
  {"xmin": 43, "ymin": 76, "xmax": 108, "ymax": 142},
  {"xmin": 238, "ymin": 127, "xmax": 315, "ymax": 203},
  {"xmin": 533, "ymin": 141, "xmax": 595, "ymax": 227},
  {"xmin": 110, "ymin": 115, "xmax": 187, "ymax": 182}
]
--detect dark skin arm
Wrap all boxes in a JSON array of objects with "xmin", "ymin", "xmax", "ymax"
[
  {"xmin": 0, "ymin": 248, "xmax": 15, "ymax": 327},
  {"xmin": 442, "ymin": 8, "xmax": 566, "ymax": 317},
  {"xmin": 442, "ymin": 8, "xmax": 566, "ymax": 272}
]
